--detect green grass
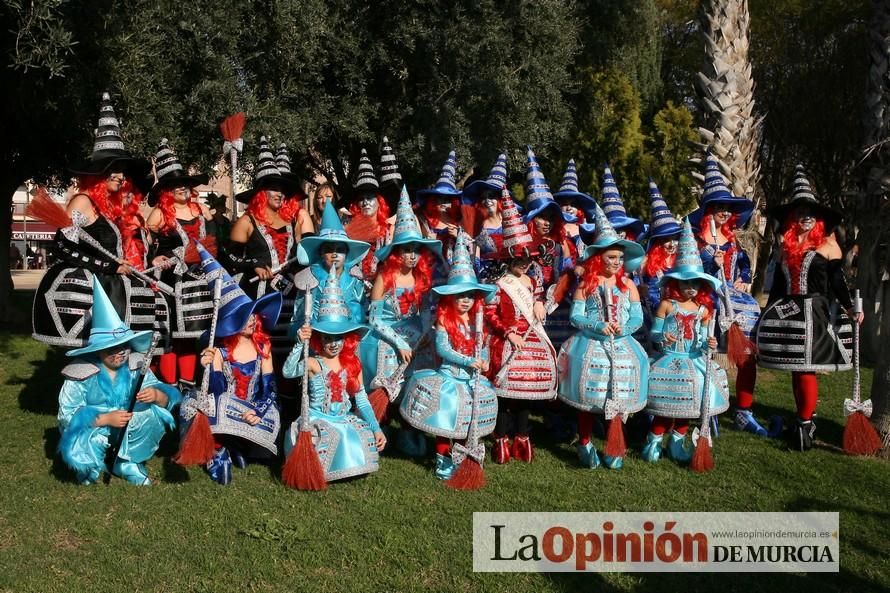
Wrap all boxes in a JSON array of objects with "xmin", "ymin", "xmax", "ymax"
[{"xmin": 1, "ymin": 290, "xmax": 888, "ymax": 592}]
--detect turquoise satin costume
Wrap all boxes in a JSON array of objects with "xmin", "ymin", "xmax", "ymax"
[
  {"xmin": 58, "ymin": 354, "xmax": 181, "ymax": 484},
  {"xmin": 400, "ymin": 326, "xmax": 498, "ymax": 439},
  {"xmin": 283, "ymin": 343, "xmax": 380, "ymax": 481},
  {"xmin": 557, "ymin": 285, "xmax": 649, "ymax": 414},
  {"xmin": 291, "ymin": 263, "xmax": 367, "ymax": 335},
  {"xmin": 646, "ymin": 302, "xmax": 730, "ymax": 418}
]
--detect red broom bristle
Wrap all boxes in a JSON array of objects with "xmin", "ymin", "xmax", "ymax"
[
  {"xmin": 603, "ymin": 416, "xmax": 626, "ymax": 458},
  {"xmin": 843, "ymin": 412, "xmax": 882, "ymax": 456},
  {"xmin": 281, "ymin": 430, "xmax": 327, "ymax": 491},
  {"xmin": 344, "ymin": 214, "xmax": 380, "ymax": 243},
  {"xmin": 551, "ymin": 272, "xmax": 574, "ymax": 306},
  {"xmin": 173, "ymin": 412, "xmax": 216, "ymax": 466},
  {"xmin": 690, "ymin": 437, "xmax": 715, "ymax": 473},
  {"xmin": 368, "ymin": 388, "xmax": 389, "ymax": 423},
  {"xmin": 726, "ymin": 323, "xmax": 756, "ymax": 368},
  {"xmin": 219, "ymin": 112, "xmax": 246, "ymax": 142},
  {"xmin": 446, "ymin": 458, "xmax": 485, "ymax": 490},
  {"xmin": 26, "ymin": 188, "xmax": 72, "ymax": 230}
]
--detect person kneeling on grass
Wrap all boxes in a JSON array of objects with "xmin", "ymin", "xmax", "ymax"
[{"xmin": 58, "ymin": 277, "xmax": 181, "ymax": 486}]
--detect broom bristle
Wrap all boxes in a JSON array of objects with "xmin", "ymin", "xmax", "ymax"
[
  {"xmin": 551, "ymin": 272, "xmax": 574, "ymax": 306},
  {"xmin": 219, "ymin": 112, "xmax": 246, "ymax": 142},
  {"xmin": 368, "ymin": 388, "xmax": 389, "ymax": 423},
  {"xmin": 344, "ymin": 214, "xmax": 380, "ymax": 243},
  {"xmin": 26, "ymin": 189, "xmax": 72, "ymax": 230},
  {"xmin": 603, "ymin": 416, "xmax": 626, "ymax": 458},
  {"xmin": 281, "ymin": 430, "xmax": 327, "ymax": 491},
  {"xmin": 690, "ymin": 437, "xmax": 715, "ymax": 473},
  {"xmin": 843, "ymin": 412, "xmax": 882, "ymax": 456},
  {"xmin": 173, "ymin": 412, "xmax": 216, "ymax": 465},
  {"xmin": 726, "ymin": 323, "xmax": 756, "ymax": 368},
  {"xmin": 446, "ymin": 458, "xmax": 485, "ymax": 490}
]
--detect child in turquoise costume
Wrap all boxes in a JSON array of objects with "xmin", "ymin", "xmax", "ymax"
[
  {"xmin": 643, "ymin": 220, "xmax": 729, "ymax": 464},
  {"xmin": 361, "ymin": 185, "xmax": 442, "ymax": 456},
  {"xmin": 400, "ymin": 231, "xmax": 497, "ymax": 479},
  {"xmin": 58, "ymin": 277, "xmax": 181, "ymax": 485},
  {"xmin": 284, "ymin": 268, "xmax": 386, "ymax": 482},
  {"xmin": 557, "ymin": 204, "xmax": 648, "ymax": 470},
  {"xmin": 291, "ymin": 200, "xmax": 370, "ymax": 330},
  {"xmin": 181, "ymin": 244, "xmax": 283, "ymax": 485}
]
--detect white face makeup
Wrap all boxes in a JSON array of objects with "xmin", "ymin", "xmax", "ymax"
[
  {"xmin": 397, "ymin": 244, "xmax": 420, "ymax": 268},
  {"xmin": 455, "ymin": 294, "xmax": 475, "ymax": 313},
  {"xmin": 321, "ymin": 334, "xmax": 344, "ymax": 357},
  {"xmin": 533, "ymin": 214, "xmax": 553, "ymax": 235},
  {"xmin": 266, "ymin": 190, "xmax": 284, "ymax": 210},
  {"xmin": 359, "ymin": 193, "xmax": 378, "ymax": 216},
  {"xmin": 713, "ymin": 206, "xmax": 732, "ymax": 225},
  {"xmin": 240, "ymin": 314, "xmax": 257, "ymax": 338},
  {"xmin": 100, "ymin": 345, "xmax": 131, "ymax": 370},
  {"xmin": 678, "ymin": 279, "xmax": 699, "ymax": 299},
  {"xmin": 106, "ymin": 170, "xmax": 125, "ymax": 193},
  {"xmin": 173, "ymin": 186, "xmax": 190, "ymax": 205},
  {"xmin": 602, "ymin": 248, "xmax": 624, "ymax": 275},
  {"xmin": 480, "ymin": 194, "xmax": 498, "ymax": 213},
  {"xmin": 796, "ymin": 207, "xmax": 816, "ymax": 232},
  {"xmin": 320, "ymin": 242, "xmax": 348, "ymax": 270},
  {"xmin": 663, "ymin": 238, "xmax": 679, "ymax": 255}
]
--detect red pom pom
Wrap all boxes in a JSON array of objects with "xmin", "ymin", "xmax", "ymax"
[
  {"xmin": 726, "ymin": 322, "xmax": 756, "ymax": 368},
  {"xmin": 368, "ymin": 388, "xmax": 389, "ymax": 423}
]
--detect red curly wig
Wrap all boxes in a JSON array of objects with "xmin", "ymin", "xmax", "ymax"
[
  {"xmin": 222, "ymin": 314, "xmax": 272, "ymax": 361},
  {"xmin": 436, "ymin": 294, "xmax": 486, "ymax": 356},
  {"xmin": 379, "ymin": 247, "xmax": 435, "ymax": 312},
  {"xmin": 644, "ymin": 237, "xmax": 678, "ymax": 278},
  {"xmin": 579, "ymin": 252, "xmax": 628, "ymax": 297},
  {"xmin": 309, "ymin": 331, "xmax": 362, "ymax": 395},
  {"xmin": 156, "ymin": 188, "xmax": 202, "ymax": 234},
  {"xmin": 662, "ymin": 278, "xmax": 715, "ymax": 321},
  {"xmin": 246, "ymin": 190, "xmax": 272, "ymax": 226},
  {"xmin": 348, "ymin": 194, "xmax": 391, "ymax": 234},
  {"xmin": 782, "ymin": 214, "xmax": 826, "ymax": 292}
]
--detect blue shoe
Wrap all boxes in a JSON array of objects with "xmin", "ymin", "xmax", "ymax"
[
  {"xmin": 667, "ymin": 431, "xmax": 692, "ymax": 464},
  {"xmin": 733, "ymin": 409, "xmax": 768, "ymax": 437},
  {"xmin": 206, "ymin": 448, "xmax": 233, "ymax": 485},
  {"xmin": 230, "ymin": 448, "xmax": 248, "ymax": 469},
  {"xmin": 435, "ymin": 453, "xmax": 457, "ymax": 480},
  {"xmin": 602, "ymin": 455, "xmax": 623, "ymax": 470},
  {"xmin": 576, "ymin": 442, "xmax": 600, "ymax": 469},
  {"xmin": 112, "ymin": 459, "xmax": 151, "ymax": 486},
  {"xmin": 642, "ymin": 432, "xmax": 663, "ymax": 463},
  {"xmin": 767, "ymin": 416, "xmax": 784, "ymax": 439}
]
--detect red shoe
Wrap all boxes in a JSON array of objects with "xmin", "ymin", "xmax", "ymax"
[
  {"xmin": 512, "ymin": 435, "xmax": 534, "ymax": 462},
  {"xmin": 492, "ymin": 436, "xmax": 511, "ymax": 464}
]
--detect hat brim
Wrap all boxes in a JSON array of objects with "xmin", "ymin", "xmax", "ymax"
[
  {"xmin": 645, "ymin": 225, "xmax": 683, "ymax": 251},
  {"xmin": 235, "ymin": 174, "xmax": 301, "ymax": 204},
  {"xmin": 66, "ymin": 328, "xmax": 153, "ymax": 357},
  {"xmin": 461, "ymin": 180, "xmax": 503, "ymax": 201},
  {"xmin": 207, "ymin": 291, "xmax": 283, "ymax": 341},
  {"xmin": 688, "ymin": 197, "xmax": 755, "ymax": 229},
  {"xmin": 68, "ymin": 154, "xmax": 152, "ymax": 180},
  {"xmin": 656, "ymin": 270, "xmax": 722, "ymax": 293},
  {"xmin": 583, "ymin": 239, "xmax": 645, "ymax": 273},
  {"xmin": 554, "ymin": 191, "xmax": 598, "ymax": 212},
  {"xmin": 522, "ymin": 200, "xmax": 576, "ymax": 224},
  {"xmin": 606, "ymin": 215, "xmax": 646, "ymax": 237},
  {"xmin": 769, "ymin": 199, "xmax": 843, "ymax": 233},
  {"xmin": 432, "ymin": 282, "xmax": 496, "ymax": 296},
  {"xmin": 297, "ymin": 236, "xmax": 371, "ymax": 268},
  {"xmin": 311, "ymin": 321, "xmax": 369, "ymax": 337},
  {"xmin": 375, "ymin": 237, "xmax": 443, "ymax": 263},
  {"xmin": 147, "ymin": 173, "xmax": 210, "ymax": 205}
]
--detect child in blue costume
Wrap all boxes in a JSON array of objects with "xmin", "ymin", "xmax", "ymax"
[
  {"xmin": 643, "ymin": 220, "xmax": 729, "ymax": 463},
  {"xmin": 400, "ymin": 231, "xmax": 498, "ymax": 479},
  {"xmin": 690, "ymin": 154, "xmax": 770, "ymax": 437},
  {"xmin": 58, "ymin": 277, "xmax": 181, "ymax": 485},
  {"xmin": 284, "ymin": 267, "xmax": 386, "ymax": 481},
  {"xmin": 181, "ymin": 244, "xmax": 283, "ymax": 485},
  {"xmin": 557, "ymin": 204, "xmax": 648, "ymax": 470},
  {"xmin": 291, "ymin": 200, "xmax": 370, "ymax": 330},
  {"xmin": 361, "ymin": 185, "xmax": 442, "ymax": 456}
]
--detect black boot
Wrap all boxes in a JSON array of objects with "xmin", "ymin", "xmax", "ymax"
[{"xmin": 788, "ymin": 418, "xmax": 816, "ymax": 452}]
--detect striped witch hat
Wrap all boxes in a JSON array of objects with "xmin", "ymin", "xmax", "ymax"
[
  {"xmin": 583, "ymin": 203, "xmax": 645, "ymax": 272},
  {"xmin": 236, "ymin": 136, "xmax": 299, "ymax": 203},
  {"xmin": 378, "ymin": 136, "xmax": 402, "ymax": 207},
  {"xmin": 600, "ymin": 164, "xmax": 644, "ymax": 236},
  {"xmin": 68, "ymin": 92, "xmax": 150, "ymax": 178},
  {"xmin": 499, "ymin": 186, "xmax": 534, "ymax": 258},
  {"xmin": 553, "ymin": 158, "xmax": 597, "ymax": 214},
  {"xmin": 688, "ymin": 153, "xmax": 754, "ymax": 229},
  {"xmin": 462, "ymin": 153, "xmax": 509, "ymax": 201},
  {"xmin": 770, "ymin": 164, "xmax": 842, "ymax": 233},
  {"xmin": 148, "ymin": 138, "xmax": 209, "ymax": 205},
  {"xmin": 645, "ymin": 178, "xmax": 682, "ymax": 250},
  {"xmin": 417, "ymin": 150, "xmax": 462, "ymax": 202},
  {"xmin": 352, "ymin": 148, "xmax": 380, "ymax": 195},
  {"xmin": 311, "ymin": 265, "xmax": 369, "ymax": 336},
  {"xmin": 523, "ymin": 147, "xmax": 574, "ymax": 224}
]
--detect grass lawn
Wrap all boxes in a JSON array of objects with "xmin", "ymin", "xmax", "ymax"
[{"xmin": 1, "ymin": 291, "xmax": 888, "ymax": 592}]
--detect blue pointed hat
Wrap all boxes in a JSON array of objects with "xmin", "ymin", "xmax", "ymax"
[
  {"xmin": 645, "ymin": 178, "xmax": 683, "ymax": 249},
  {"xmin": 462, "ymin": 153, "xmax": 509, "ymax": 201},
  {"xmin": 311, "ymin": 266, "xmax": 369, "ymax": 336},
  {"xmin": 417, "ymin": 150, "xmax": 462, "ymax": 201},
  {"xmin": 600, "ymin": 164, "xmax": 644, "ymax": 236},
  {"xmin": 297, "ymin": 201, "xmax": 370, "ymax": 268},
  {"xmin": 374, "ymin": 184, "xmax": 443, "ymax": 262},
  {"xmin": 195, "ymin": 241, "xmax": 282, "ymax": 339},
  {"xmin": 67, "ymin": 277, "xmax": 153, "ymax": 357},
  {"xmin": 433, "ymin": 230, "xmax": 496, "ymax": 297},
  {"xmin": 522, "ymin": 147, "xmax": 575, "ymax": 224},
  {"xmin": 688, "ymin": 153, "xmax": 754, "ymax": 229},
  {"xmin": 657, "ymin": 219, "xmax": 721, "ymax": 292},
  {"xmin": 582, "ymin": 203, "xmax": 645, "ymax": 272},
  {"xmin": 553, "ymin": 159, "xmax": 597, "ymax": 212}
]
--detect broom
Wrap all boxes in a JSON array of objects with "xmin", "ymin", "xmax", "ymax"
[
  {"xmin": 174, "ymin": 259, "xmax": 221, "ymax": 466},
  {"xmin": 842, "ymin": 290, "xmax": 881, "ymax": 456},
  {"xmin": 220, "ymin": 112, "xmax": 246, "ymax": 212},
  {"xmin": 709, "ymin": 218, "xmax": 756, "ymax": 368},
  {"xmin": 281, "ymin": 290, "xmax": 327, "ymax": 490},
  {"xmin": 447, "ymin": 305, "xmax": 487, "ymax": 490},
  {"xmin": 601, "ymin": 286, "xmax": 626, "ymax": 459},
  {"xmin": 691, "ymin": 317, "xmax": 718, "ymax": 473}
]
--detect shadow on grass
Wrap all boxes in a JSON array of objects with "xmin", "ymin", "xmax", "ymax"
[{"xmin": 14, "ymin": 346, "xmax": 67, "ymax": 416}]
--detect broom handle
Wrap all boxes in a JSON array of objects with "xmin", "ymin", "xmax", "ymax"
[
  {"xmin": 710, "ymin": 218, "xmax": 735, "ymax": 318},
  {"xmin": 75, "ymin": 229, "xmax": 175, "ymax": 295},
  {"xmin": 602, "ymin": 285, "xmax": 616, "ymax": 406},
  {"xmin": 466, "ymin": 306, "xmax": 484, "ymax": 448},
  {"xmin": 853, "ymin": 289, "xmax": 861, "ymax": 403},
  {"xmin": 199, "ymin": 280, "xmax": 223, "ymax": 401},
  {"xmin": 300, "ymin": 288, "xmax": 312, "ymax": 432},
  {"xmin": 230, "ymin": 148, "xmax": 238, "ymax": 217},
  {"xmin": 699, "ymin": 317, "xmax": 717, "ymax": 440}
]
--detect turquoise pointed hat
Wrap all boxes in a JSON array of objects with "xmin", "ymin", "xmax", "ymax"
[
  {"xmin": 433, "ymin": 230, "xmax": 496, "ymax": 297},
  {"xmin": 67, "ymin": 276, "xmax": 153, "ymax": 357},
  {"xmin": 297, "ymin": 201, "xmax": 370, "ymax": 267},
  {"xmin": 462, "ymin": 153, "xmax": 508, "ymax": 200},
  {"xmin": 601, "ymin": 164, "xmax": 644, "ymax": 236},
  {"xmin": 657, "ymin": 219, "xmax": 721, "ymax": 292},
  {"xmin": 553, "ymin": 158, "xmax": 597, "ymax": 212},
  {"xmin": 646, "ymin": 177, "xmax": 682, "ymax": 249},
  {"xmin": 195, "ymin": 241, "xmax": 282, "ymax": 339},
  {"xmin": 374, "ymin": 184, "xmax": 443, "ymax": 262},
  {"xmin": 582, "ymin": 203, "xmax": 645, "ymax": 272},
  {"xmin": 417, "ymin": 150, "xmax": 462, "ymax": 202},
  {"xmin": 522, "ymin": 147, "xmax": 575, "ymax": 224},
  {"xmin": 312, "ymin": 266, "xmax": 369, "ymax": 336}
]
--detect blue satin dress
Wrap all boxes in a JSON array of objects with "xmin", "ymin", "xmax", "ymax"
[
  {"xmin": 700, "ymin": 241, "xmax": 760, "ymax": 346},
  {"xmin": 283, "ymin": 345, "xmax": 380, "ymax": 481},
  {"xmin": 58, "ymin": 354, "xmax": 181, "ymax": 484},
  {"xmin": 557, "ymin": 285, "xmax": 649, "ymax": 414},
  {"xmin": 400, "ymin": 326, "xmax": 498, "ymax": 439},
  {"xmin": 645, "ymin": 302, "xmax": 730, "ymax": 418}
]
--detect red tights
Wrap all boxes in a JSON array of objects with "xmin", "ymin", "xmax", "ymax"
[
  {"xmin": 650, "ymin": 416, "xmax": 689, "ymax": 436},
  {"xmin": 156, "ymin": 339, "xmax": 198, "ymax": 385},
  {"xmin": 735, "ymin": 357, "xmax": 757, "ymax": 409},
  {"xmin": 791, "ymin": 372, "xmax": 818, "ymax": 420}
]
